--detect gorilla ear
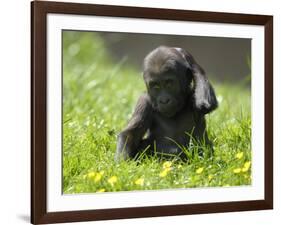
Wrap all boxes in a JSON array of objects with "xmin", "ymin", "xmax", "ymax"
[{"xmin": 175, "ymin": 48, "xmax": 218, "ymax": 114}]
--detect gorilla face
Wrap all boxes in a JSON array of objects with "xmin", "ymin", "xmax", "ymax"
[{"xmin": 143, "ymin": 47, "xmax": 193, "ymax": 117}]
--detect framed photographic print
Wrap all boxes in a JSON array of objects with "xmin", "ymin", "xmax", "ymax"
[{"xmin": 31, "ymin": 1, "xmax": 273, "ymax": 224}]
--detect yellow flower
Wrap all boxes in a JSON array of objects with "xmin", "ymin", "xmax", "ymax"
[
  {"xmin": 94, "ymin": 171, "xmax": 104, "ymax": 183},
  {"xmin": 196, "ymin": 167, "xmax": 204, "ymax": 174},
  {"xmin": 233, "ymin": 168, "xmax": 241, "ymax": 173},
  {"xmin": 163, "ymin": 161, "xmax": 172, "ymax": 169},
  {"xmin": 165, "ymin": 166, "xmax": 172, "ymax": 172},
  {"xmin": 242, "ymin": 161, "xmax": 251, "ymax": 172},
  {"xmin": 96, "ymin": 188, "xmax": 105, "ymax": 193},
  {"xmin": 134, "ymin": 178, "xmax": 145, "ymax": 186},
  {"xmin": 235, "ymin": 152, "xmax": 244, "ymax": 159},
  {"xmin": 208, "ymin": 175, "xmax": 214, "ymax": 181},
  {"xmin": 159, "ymin": 169, "xmax": 169, "ymax": 177},
  {"xmin": 86, "ymin": 171, "xmax": 96, "ymax": 179},
  {"xmin": 108, "ymin": 176, "xmax": 117, "ymax": 185}
]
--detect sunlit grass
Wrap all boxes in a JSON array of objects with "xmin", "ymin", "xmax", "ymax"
[{"xmin": 62, "ymin": 31, "xmax": 251, "ymax": 194}]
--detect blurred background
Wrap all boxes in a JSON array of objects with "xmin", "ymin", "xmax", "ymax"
[
  {"xmin": 64, "ymin": 31, "xmax": 251, "ymax": 82},
  {"xmin": 99, "ymin": 32, "xmax": 251, "ymax": 82}
]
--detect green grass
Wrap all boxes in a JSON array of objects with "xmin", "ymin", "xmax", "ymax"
[{"xmin": 63, "ymin": 31, "xmax": 251, "ymax": 194}]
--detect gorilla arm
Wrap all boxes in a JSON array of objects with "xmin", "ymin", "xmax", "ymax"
[{"xmin": 115, "ymin": 94, "xmax": 153, "ymax": 161}]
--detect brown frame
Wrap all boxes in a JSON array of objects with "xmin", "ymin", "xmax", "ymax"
[{"xmin": 31, "ymin": 1, "xmax": 273, "ymax": 224}]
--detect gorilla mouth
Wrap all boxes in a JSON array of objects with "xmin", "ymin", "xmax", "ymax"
[
  {"xmin": 158, "ymin": 100, "xmax": 185, "ymax": 117},
  {"xmin": 159, "ymin": 106, "xmax": 178, "ymax": 117}
]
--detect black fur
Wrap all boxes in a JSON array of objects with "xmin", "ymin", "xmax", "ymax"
[{"xmin": 115, "ymin": 46, "xmax": 218, "ymax": 161}]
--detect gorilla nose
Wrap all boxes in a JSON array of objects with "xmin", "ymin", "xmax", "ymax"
[{"xmin": 159, "ymin": 98, "xmax": 171, "ymax": 105}]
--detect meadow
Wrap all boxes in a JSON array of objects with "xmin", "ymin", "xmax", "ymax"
[{"xmin": 63, "ymin": 31, "xmax": 251, "ymax": 194}]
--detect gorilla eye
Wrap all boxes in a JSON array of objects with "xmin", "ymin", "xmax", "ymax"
[{"xmin": 150, "ymin": 82, "xmax": 160, "ymax": 90}]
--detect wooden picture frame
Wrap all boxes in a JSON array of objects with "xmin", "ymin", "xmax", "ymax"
[{"xmin": 31, "ymin": 1, "xmax": 273, "ymax": 224}]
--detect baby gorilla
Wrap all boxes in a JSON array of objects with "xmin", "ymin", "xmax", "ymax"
[{"xmin": 115, "ymin": 46, "xmax": 218, "ymax": 161}]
